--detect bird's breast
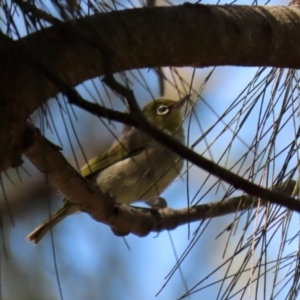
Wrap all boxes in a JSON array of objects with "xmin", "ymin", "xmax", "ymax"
[{"xmin": 96, "ymin": 146, "xmax": 183, "ymax": 205}]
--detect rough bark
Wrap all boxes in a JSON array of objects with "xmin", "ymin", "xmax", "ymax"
[{"xmin": 1, "ymin": 5, "xmax": 300, "ymax": 170}]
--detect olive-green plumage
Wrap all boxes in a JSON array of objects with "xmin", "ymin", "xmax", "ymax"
[{"xmin": 27, "ymin": 98, "xmax": 188, "ymax": 244}]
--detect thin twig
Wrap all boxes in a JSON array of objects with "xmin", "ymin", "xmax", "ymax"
[
  {"xmin": 75, "ymin": 78, "xmax": 300, "ymax": 212},
  {"xmin": 13, "ymin": 0, "xmax": 61, "ymax": 25}
]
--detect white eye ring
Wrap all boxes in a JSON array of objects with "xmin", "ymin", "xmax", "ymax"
[{"xmin": 157, "ymin": 105, "xmax": 169, "ymax": 115}]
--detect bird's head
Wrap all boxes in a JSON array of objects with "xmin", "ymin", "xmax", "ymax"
[{"xmin": 142, "ymin": 96, "xmax": 190, "ymax": 136}]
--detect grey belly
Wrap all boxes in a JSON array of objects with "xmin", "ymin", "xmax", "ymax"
[{"xmin": 96, "ymin": 149, "xmax": 183, "ymax": 204}]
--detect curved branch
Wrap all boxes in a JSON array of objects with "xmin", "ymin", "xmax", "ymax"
[{"xmin": 1, "ymin": 5, "xmax": 300, "ymax": 168}]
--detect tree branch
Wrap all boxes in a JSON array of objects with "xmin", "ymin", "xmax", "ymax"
[
  {"xmin": 2, "ymin": 5, "xmax": 300, "ymax": 169},
  {"xmin": 23, "ymin": 123, "xmax": 297, "ymax": 238},
  {"xmin": 0, "ymin": 31, "xmax": 13, "ymax": 50}
]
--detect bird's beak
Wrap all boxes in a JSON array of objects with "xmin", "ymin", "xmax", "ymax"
[{"xmin": 173, "ymin": 94, "xmax": 192, "ymax": 109}]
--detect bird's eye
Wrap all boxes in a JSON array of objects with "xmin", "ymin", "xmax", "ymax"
[{"xmin": 157, "ymin": 105, "xmax": 170, "ymax": 115}]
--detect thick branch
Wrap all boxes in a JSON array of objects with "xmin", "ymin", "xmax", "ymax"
[
  {"xmin": 2, "ymin": 5, "xmax": 300, "ymax": 168},
  {"xmin": 0, "ymin": 32, "xmax": 13, "ymax": 50},
  {"xmin": 23, "ymin": 124, "xmax": 297, "ymax": 238}
]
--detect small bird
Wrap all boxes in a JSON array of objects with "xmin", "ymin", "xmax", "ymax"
[{"xmin": 27, "ymin": 97, "xmax": 188, "ymax": 244}]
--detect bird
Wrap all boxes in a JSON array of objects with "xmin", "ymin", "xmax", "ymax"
[{"xmin": 27, "ymin": 97, "xmax": 189, "ymax": 244}]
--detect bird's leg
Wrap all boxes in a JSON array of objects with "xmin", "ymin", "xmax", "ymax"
[
  {"xmin": 111, "ymin": 198, "xmax": 167, "ymax": 237},
  {"xmin": 124, "ymin": 197, "xmax": 167, "ymax": 212},
  {"xmin": 145, "ymin": 197, "xmax": 167, "ymax": 209}
]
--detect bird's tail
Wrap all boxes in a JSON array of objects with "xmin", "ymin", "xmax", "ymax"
[{"xmin": 27, "ymin": 203, "xmax": 78, "ymax": 244}]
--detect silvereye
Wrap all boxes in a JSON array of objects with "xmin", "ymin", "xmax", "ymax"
[{"xmin": 27, "ymin": 97, "xmax": 188, "ymax": 244}]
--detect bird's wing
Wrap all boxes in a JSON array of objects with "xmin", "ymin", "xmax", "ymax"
[{"xmin": 79, "ymin": 129, "xmax": 150, "ymax": 178}]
